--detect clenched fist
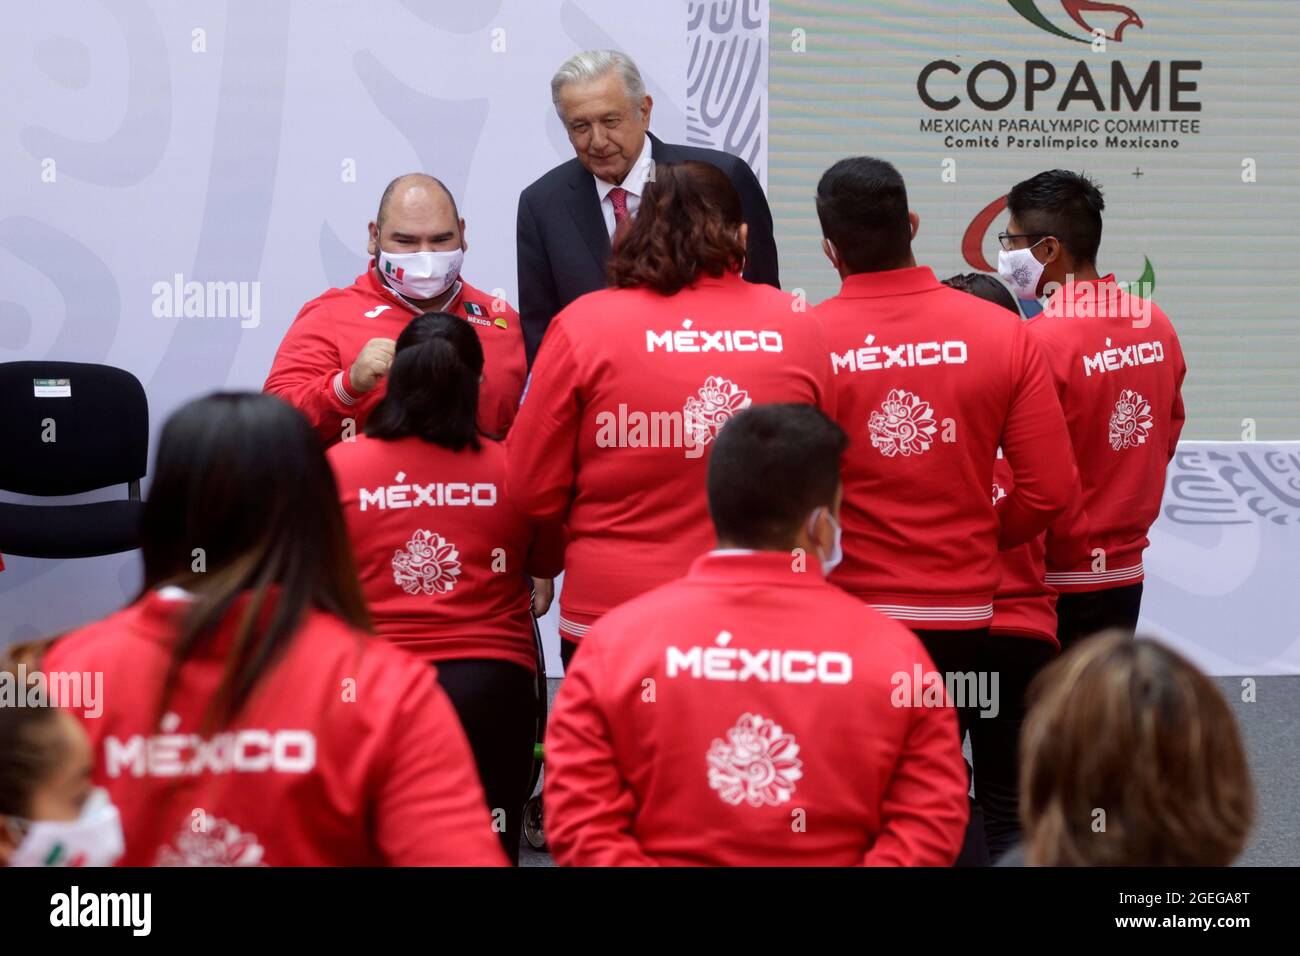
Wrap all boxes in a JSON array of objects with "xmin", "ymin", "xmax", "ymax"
[{"xmin": 348, "ymin": 337, "xmax": 396, "ymax": 394}]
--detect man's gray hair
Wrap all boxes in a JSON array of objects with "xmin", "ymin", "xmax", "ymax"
[{"xmin": 551, "ymin": 49, "xmax": 646, "ymax": 118}]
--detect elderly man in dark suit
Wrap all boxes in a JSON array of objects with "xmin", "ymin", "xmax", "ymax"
[{"xmin": 516, "ymin": 49, "xmax": 780, "ymax": 364}]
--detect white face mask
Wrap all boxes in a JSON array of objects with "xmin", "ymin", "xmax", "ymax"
[
  {"xmin": 377, "ymin": 247, "xmax": 463, "ymax": 301},
  {"xmin": 997, "ymin": 239, "xmax": 1046, "ymax": 300},
  {"xmin": 808, "ymin": 507, "xmax": 843, "ymax": 577},
  {"xmin": 8, "ymin": 787, "xmax": 125, "ymax": 867}
]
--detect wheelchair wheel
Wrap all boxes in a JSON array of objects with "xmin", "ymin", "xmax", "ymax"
[
  {"xmin": 527, "ymin": 607, "xmax": 548, "ymax": 798},
  {"xmin": 523, "ymin": 599, "xmax": 550, "ymax": 853},
  {"xmin": 523, "ymin": 794, "xmax": 546, "ymax": 851}
]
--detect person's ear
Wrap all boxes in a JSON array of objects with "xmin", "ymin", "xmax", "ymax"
[
  {"xmin": 738, "ymin": 222, "xmax": 749, "ymax": 249},
  {"xmin": 459, "ymin": 218, "xmax": 468, "ymax": 253},
  {"xmin": 909, "ymin": 210, "xmax": 920, "ymax": 241},
  {"xmin": 367, "ymin": 222, "xmax": 379, "ymax": 258},
  {"xmin": 1034, "ymin": 239, "xmax": 1062, "ymax": 296},
  {"xmin": 822, "ymin": 237, "xmax": 839, "ymax": 270},
  {"xmin": 640, "ymin": 94, "xmax": 653, "ymax": 127}
]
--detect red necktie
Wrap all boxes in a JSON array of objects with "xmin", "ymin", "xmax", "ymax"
[{"xmin": 609, "ymin": 186, "xmax": 630, "ymax": 226}]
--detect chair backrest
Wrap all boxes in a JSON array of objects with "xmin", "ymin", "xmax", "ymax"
[{"xmin": 0, "ymin": 361, "xmax": 149, "ymax": 496}]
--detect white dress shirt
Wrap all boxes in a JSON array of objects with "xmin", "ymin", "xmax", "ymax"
[{"xmin": 593, "ymin": 134, "xmax": 654, "ymax": 238}]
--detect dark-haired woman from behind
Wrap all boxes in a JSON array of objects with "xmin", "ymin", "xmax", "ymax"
[
  {"xmin": 328, "ymin": 312, "xmax": 564, "ymax": 865},
  {"xmin": 41, "ymin": 393, "xmax": 506, "ymax": 865},
  {"xmin": 506, "ymin": 160, "xmax": 835, "ymax": 669}
]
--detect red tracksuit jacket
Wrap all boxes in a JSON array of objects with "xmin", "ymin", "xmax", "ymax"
[
  {"xmin": 328, "ymin": 434, "xmax": 564, "ymax": 673},
  {"xmin": 264, "ymin": 267, "xmax": 526, "ymax": 444},
  {"xmin": 544, "ymin": 550, "xmax": 969, "ymax": 866},
  {"xmin": 813, "ymin": 267, "xmax": 1078, "ymax": 629},
  {"xmin": 41, "ymin": 591, "xmax": 507, "ymax": 866},
  {"xmin": 1028, "ymin": 275, "xmax": 1186, "ymax": 592},
  {"xmin": 505, "ymin": 270, "xmax": 836, "ymax": 641},
  {"xmin": 991, "ymin": 456, "xmax": 1058, "ymax": 643}
]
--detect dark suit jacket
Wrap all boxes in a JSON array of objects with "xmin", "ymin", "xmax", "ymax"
[{"xmin": 516, "ymin": 131, "xmax": 780, "ymax": 364}]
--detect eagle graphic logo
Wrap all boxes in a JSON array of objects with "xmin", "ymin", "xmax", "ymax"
[{"xmin": 1008, "ymin": 0, "xmax": 1143, "ymax": 43}]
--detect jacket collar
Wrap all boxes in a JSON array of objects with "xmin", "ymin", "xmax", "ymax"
[
  {"xmin": 1057, "ymin": 273, "xmax": 1118, "ymax": 294},
  {"xmin": 835, "ymin": 265, "xmax": 941, "ymax": 299},
  {"xmin": 687, "ymin": 549, "xmax": 829, "ymax": 589},
  {"xmin": 1041, "ymin": 273, "xmax": 1119, "ymax": 317},
  {"xmin": 132, "ymin": 586, "xmax": 295, "ymax": 654},
  {"xmin": 647, "ymin": 130, "xmax": 667, "ymax": 161},
  {"xmin": 686, "ymin": 268, "xmax": 746, "ymax": 290}
]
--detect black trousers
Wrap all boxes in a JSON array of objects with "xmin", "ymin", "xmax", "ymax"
[
  {"xmin": 1055, "ymin": 582, "xmax": 1143, "ymax": 653},
  {"xmin": 913, "ymin": 627, "xmax": 989, "ymax": 867},
  {"xmin": 561, "ymin": 637, "xmax": 580, "ymax": 672},
  {"xmin": 435, "ymin": 658, "xmax": 538, "ymax": 865},
  {"xmin": 968, "ymin": 633, "xmax": 1057, "ymax": 864},
  {"xmin": 914, "ymin": 629, "xmax": 988, "ymax": 742}
]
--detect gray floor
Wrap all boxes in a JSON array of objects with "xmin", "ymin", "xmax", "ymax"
[
  {"xmin": 519, "ymin": 675, "xmax": 1299, "ymax": 867},
  {"xmin": 1222, "ymin": 676, "xmax": 1300, "ymax": 866}
]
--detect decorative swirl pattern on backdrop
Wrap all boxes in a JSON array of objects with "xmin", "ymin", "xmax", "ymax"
[{"xmin": 686, "ymin": 0, "xmax": 767, "ymax": 186}]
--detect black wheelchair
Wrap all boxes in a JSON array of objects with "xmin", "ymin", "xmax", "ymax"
[{"xmin": 522, "ymin": 610, "xmax": 549, "ymax": 852}]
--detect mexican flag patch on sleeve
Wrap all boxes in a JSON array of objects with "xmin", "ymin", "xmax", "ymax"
[{"xmin": 465, "ymin": 301, "xmax": 486, "ymax": 317}]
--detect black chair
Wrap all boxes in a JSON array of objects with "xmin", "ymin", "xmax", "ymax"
[{"xmin": 0, "ymin": 361, "xmax": 148, "ymax": 559}]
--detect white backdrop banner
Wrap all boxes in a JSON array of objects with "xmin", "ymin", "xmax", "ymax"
[
  {"xmin": 11, "ymin": 4, "xmax": 1288, "ymax": 680},
  {"xmin": 1142, "ymin": 441, "xmax": 1300, "ymax": 675},
  {"xmin": 0, "ymin": 0, "xmax": 771, "ymax": 672}
]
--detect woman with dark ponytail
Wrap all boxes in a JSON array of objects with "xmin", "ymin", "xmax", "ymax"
[
  {"xmin": 328, "ymin": 312, "xmax": 564, "ymax": 865},
  {"xmin": 362, "ymin": 312, "xmax": 485, "ymax": 448},
  {"xmin": 40, "ymin": 393, "xmax": 505, "ymax": 866}
]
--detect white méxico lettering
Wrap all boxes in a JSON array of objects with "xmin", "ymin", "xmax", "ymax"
[
  {"xmin": 832, "ymin": 334, "xmax": 968, "ymax": 374},
  {"xmin": 359, "ymin": 471, "xmax": 498, "ymax": 511},
  {"xmin": 666, "ymin": 630, "xmax": 853, "ymax": 684},
  {"xmin": 646, "ymin": 318, "xmax": 783, "ymax": 353},
  {"xmin": 104, "ymin": 715, "xmax": 317, "ymax": 778},
  {"xmin": 1082, "ymin": 337, "xmax": 1165, "ymax": 377}
]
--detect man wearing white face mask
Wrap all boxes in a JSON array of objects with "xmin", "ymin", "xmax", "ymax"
[
  {"xmin": 1003, "ymin": 170, "xmax": 1186, "ymax": 649},
  {"xmin": 543, "ymin": 404, "xmax": 968, "ymax": 866},
  {"xmin": 266, "ymin": 173, "xmax": 527, "ymax": 445},
  {"xmin": 0, "ymin": 663, "xmax": 124, "ymax": 867}
]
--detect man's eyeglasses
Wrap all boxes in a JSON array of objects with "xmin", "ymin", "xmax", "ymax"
[{"xmin": 997, "ymin": 232, "xmax": 1047, "ymax": 251}]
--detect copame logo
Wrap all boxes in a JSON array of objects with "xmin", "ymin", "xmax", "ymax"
[
  {"xmin": 916, "ymin": 1, "xmax": 1202, "ymax": 150},
  {"xmin": 1008, "ymin": 0, "xmax": 1143, "ymax": 44},
  {"xmin": 960, "ymin": 193, "xmax": 1155, "ymax": 314}
]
